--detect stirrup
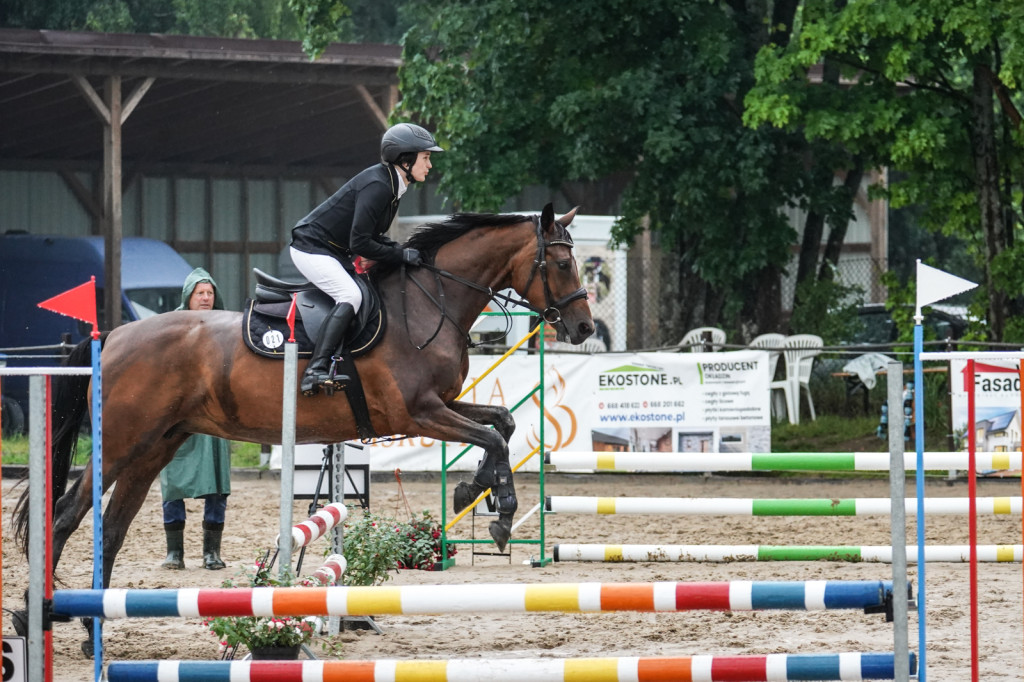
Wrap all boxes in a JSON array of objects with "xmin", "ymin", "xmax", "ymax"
[
  {"xmin": 301, "ymin": 370, "xmax": 328, "ymax": 397},
  {"xmin": 322, "ymin": 356, "xmax": 351, "ymax": 395}
]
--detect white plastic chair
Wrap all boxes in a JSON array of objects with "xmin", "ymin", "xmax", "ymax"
[
  {"xmin": 750, "ymin": 333, "xmax": 785, "ymax": 382},
  {"xmin": 769, "ymin": 334, "xmax": 823, "ymax": 425},
  {"xmin": 579, "ymin": 337, "xmax": 608, "ymax": 353},
  {"xmin": 679, "ymin": 327, "xmax": 726, "ymax": 352}
]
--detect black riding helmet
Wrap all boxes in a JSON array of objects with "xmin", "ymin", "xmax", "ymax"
[{"xmin": 380, "ymin": 123, "xmax": 444, "ymax": 182}]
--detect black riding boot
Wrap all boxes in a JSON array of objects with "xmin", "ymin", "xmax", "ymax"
[
  {"xmin": 202, "ymin": 521, "xmax": 227, "ymax": 570},
  {"xmin": 301, "ymin": 302, "xmax": 355, "ymax": 396},
  {"xmin": 161, "ymin": 522, "xmax": 186, "ymax": 570}
]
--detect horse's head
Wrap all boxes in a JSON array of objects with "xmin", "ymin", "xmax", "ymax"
[{"xmin": 516, "ymin": 204, "xmax": 595, "ymax": 345}]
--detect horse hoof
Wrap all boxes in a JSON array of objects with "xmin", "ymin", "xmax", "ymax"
[
  {"xmin": 81, "ymin": 639, "xmax": 94, "ymax": 659},
  {"xmin": 453, "ymin": 481, "xmax": 484, "ymax": 513},
  {"xmin": 489, "ymin": 519, "xmax": 512, "ymax": 553},
  {"xmin": 11, "ymin": 610, "xmax": 27, "ymax": 637}
]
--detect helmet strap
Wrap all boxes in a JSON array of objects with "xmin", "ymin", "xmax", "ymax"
[{"xmin": 397, "ymin": 161, "xmax": 416, "ymax": 184}]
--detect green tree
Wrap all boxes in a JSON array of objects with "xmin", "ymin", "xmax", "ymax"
[
  {"xmin": 746, "ymin": 0, "xmax": 1024, "ymax": 341},
  {"xmin": 1, "ymin": 0, "xmax": 405, "ymax": 50},
  {"xmin": 396, "ymin": 0, "xmax": 864, "ymax": 343}
]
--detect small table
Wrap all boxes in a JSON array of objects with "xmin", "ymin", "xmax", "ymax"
[{"xmin": 830, "ymin": 366, "xmax": 947, "ymax": 414}]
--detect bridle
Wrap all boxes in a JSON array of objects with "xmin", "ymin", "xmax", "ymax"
[
  {"xmin": 401, "ymin": 214, "xmax": 588, "ymax": 349},
  {"xmin": 521, "ymin": 215, "xmax": 589, "ymax": 325}
]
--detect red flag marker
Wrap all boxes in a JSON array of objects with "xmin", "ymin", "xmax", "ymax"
[
  {"xmin": 37, "ymin": 277, "xmax": 99, "ymax": 339},
  {"xmin": 286, "ymin": 293, "xmax": 297, "ymax": 343}
]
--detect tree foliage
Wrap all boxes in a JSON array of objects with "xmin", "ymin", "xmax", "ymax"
[
  {"xmin": 746, "ymin": 0, "xmax": 1024, "ymax": 341},
  {"xmin": 0, "ymin": 0, "xmax": 407, "ymax": 49},
  {"xmin": 397, "ymin": 0, "xmax": 864, "ymax": 341}
]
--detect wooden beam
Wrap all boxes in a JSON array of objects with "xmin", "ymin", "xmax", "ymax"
[
  {"xmin": 171, "ymin": 240, "xmax": 282, "ymax": 254},
  {"xmin": 102, "ymin": 75, "xmax": 123, "ymax": 330},
  {"xmin": 120, "ymin": 76, "xmax": 154, "ymax": 123},
  {"xmin": 57, "ymin": 168, "xmax": 103, "ymax": 220},
  {"xmin": 355, "ymin": 84, "xmax": 388, "ymax": 130},
  {"xmin": 71, "ymin": 74, "xmax": 110, "ymax": 125},
  {"xmin": 1, "ymin": 55, "xmax": 398, "ymax": 87}
]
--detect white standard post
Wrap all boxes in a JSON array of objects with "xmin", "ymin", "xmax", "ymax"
[
  {"xmin": 279, "ymin": 341, "xmax": 298, "ymax": 578},
  {"xmin": 887, "ymin": 362, "xmax": 910, "ymax": 682},
  {"xmin": 328, "ymin": 443, "xmax": 345, "ymax": 635},
  {"xmin": 27, "ymin": 375, "xmax": 45, "ymax": 681}
]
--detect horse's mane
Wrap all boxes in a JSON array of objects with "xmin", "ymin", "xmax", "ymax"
[{"xmin": 373, "ymin": 212, "xmax": 532, "ymax": 277}]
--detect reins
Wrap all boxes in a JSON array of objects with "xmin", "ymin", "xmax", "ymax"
[{"xmin": 399, "ymin": 215, "xmax": 588, "ymax": 350}]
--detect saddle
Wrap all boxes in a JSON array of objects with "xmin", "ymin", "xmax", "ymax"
[
  {"xmin": 242, "ymin": 268, "xmax": 384, "ymax": 440},
  {"xmin": 242, "ymin": 269, "xmax": 385, "ymax": 359}
]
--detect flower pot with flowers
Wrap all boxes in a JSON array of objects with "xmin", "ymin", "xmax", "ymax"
[
  {"xmin": 205, "ymin": 558, "xmax": 317, "ymax": 660},
  {"xmin": 341, "ymin": 509, "xmax": 457, "ymax": 586},
  {"xmin": 396, "ymin": 511, "xmax": 457, "ymax": 571},
  {"xmin": 340, "ymin": 510, "xmax": 410, "ymax": 587}
]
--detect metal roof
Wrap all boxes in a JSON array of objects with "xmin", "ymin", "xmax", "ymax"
[{"xmin": 0, "ymin": 28, "xmax": 403, "ymax": 177}]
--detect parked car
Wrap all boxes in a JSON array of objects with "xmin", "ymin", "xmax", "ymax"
[{"xmin": 851, "ymin": 303, "xmax": 968, "ymax": 345}]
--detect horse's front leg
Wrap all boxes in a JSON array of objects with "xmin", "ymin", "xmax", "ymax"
[
  {"xmin": 414, "ymin": 400, "xmax": 517, "ymax": 551},
  {"xmin": 449, "ymin": 400, "xmax": 517, "ymax": 524}
]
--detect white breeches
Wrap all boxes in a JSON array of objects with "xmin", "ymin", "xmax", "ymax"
[{"xmin": 289, "ymin": 247, "xmax": 363, "ymax": 311}]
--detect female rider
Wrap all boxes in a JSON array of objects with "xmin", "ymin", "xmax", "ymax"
[{"xmin": 289, "ymin": 123, "xmax": 443, "ymax": 395}]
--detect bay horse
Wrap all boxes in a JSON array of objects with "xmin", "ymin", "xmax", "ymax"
[{"xmin": 14, "ymin": 203, "xmax": 593, "ymax": 649}]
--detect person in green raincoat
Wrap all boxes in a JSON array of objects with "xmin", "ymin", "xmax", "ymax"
[{"xmin": 159, "ymin": 267, "xmax": 231, "ymax": 570}]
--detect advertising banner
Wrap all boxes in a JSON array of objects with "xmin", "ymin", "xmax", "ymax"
[
  {"xmin": 949, "ymin": 359, "xmax": 1022, "ymax": 455},
  {"xmin": 364, "ymin": 350, "xmax": 771, "ymax": 472}
]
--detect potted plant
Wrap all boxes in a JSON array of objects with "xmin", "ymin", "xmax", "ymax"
[
  {"xmin": 396, "ymin": 511, "xmax": 457, "ymax": 571},
  {"xmin": 341, "ymin": 509, "xmax": 458, "ymax": 584},
  {"xmin": 340, "ymin": 510, "xmax": 410, "ymax": 586},
  {"xmin": 205, "ymin": 559, "xmax": 317, "ymax": 660}
]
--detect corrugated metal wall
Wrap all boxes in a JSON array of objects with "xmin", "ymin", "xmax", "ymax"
[
  {"xmin": 0, "ymin": 169, "xmax": 347, "ymax": 310},
  {"xmin": 0, "ymin": 170, "xmax": 93, "ymax": 236}
]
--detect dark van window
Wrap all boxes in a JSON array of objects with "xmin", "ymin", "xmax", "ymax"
[
  {"xmin": 77, "ymin": 287, "xmax": 182, "ymax": 335},
  {"xmin": 126, "ymin": 287, "xmax": 182, "ymax": 319}
]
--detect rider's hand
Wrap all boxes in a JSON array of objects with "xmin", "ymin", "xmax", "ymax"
[{"xmin": 402, "ymin": 248, "xmax": 422, "ymax": 266}]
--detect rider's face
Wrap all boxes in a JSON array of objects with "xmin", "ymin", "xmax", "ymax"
[{"xmin": 410, "ymin": 151, "xmax": 433, "ymax": 182}]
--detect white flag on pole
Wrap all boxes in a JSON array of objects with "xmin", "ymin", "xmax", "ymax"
[{"xmin": 915, "ymin": 259, "xmax": 978, "ymax": 315}]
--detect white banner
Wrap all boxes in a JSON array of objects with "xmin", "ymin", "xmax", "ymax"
[
  {"xmin": 950, "ymin": 359, "xmax": 1022, "ymax": 453},
  {"xmin": 365, "ymin": 350, "xmax": 771, "ymax": 472}
]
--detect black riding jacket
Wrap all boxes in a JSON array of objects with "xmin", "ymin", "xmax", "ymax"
[{"xmin": 290, "ymin": 163, "xmax": 405, "ymax": 265}]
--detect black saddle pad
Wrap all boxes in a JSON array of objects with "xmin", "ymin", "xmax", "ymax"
[{"xmin": 242, "ymin": 276, "xmax": 386, "ymax": 359}]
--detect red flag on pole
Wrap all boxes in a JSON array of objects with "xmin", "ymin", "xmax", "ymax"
[
  {"xmin": 37, "ymin": 277, "xmax": 99, "ymax": 339},
  {"xmin": 286, "ymin": 293, "xmax": 297, "ymax": 343}
]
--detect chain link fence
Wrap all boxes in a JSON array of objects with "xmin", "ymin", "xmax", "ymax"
[{"xmin": 579, "ymin": 252, "xmax": 889, "ymax": 352}]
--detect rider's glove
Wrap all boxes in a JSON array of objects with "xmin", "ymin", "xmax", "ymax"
[{"xmin": 402, "ymin": 248, "xmax": 423, "ymax": 266}]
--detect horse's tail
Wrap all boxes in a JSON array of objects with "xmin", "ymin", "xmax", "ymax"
[{"xmin": 13, "ymin": 334, "xmax": 107, "ymax": 552}]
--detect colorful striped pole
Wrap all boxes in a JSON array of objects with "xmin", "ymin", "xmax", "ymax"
[
  {"xmin": 105, "ymin": 652, "xmax": 915, "ymax": 682},
  {"xmin": 307, "ymin": 554, "xmax": 346, "ymax": 586},
  {"xmin": 545, "ymin": 496, "xmax": 1022, "ymax": 516},
  {"xmin": 51, "ymin": 580, "xmax": 894, "ymax": 619},
  {"xmin": 277, "ymin": 502, "xmax": 348, "ymax": 551},
  {"xmin": 553, "ymin": 544, "xmax": 1023, "ymax": 563},
  {"xmin": 546, "ymin": 450, "xmax": 1022, "ymax": 472}
]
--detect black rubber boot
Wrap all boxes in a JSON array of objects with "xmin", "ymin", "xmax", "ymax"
[
  {"xmin": 161, "ymin": 522, "xmax": 186, "ymax": 570},
  {"xmin": 301, "ymin": 302, "xmax": 355, "ymax": 396},
  {"xmin": 202, "ymin": 521, "xmax": 227, "ymax": 570}
]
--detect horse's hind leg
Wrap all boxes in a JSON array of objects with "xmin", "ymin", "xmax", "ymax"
[
  {"xmin": 10, "ymin": 462, "xmax": 97, "ymax": 638},
  {"xmin": 78, "ymin": 442, "xmax": 182, "ymax": 657},
  {"xmin": 442, "ymin": 402, "xmax": 518, "ymax": 550}
]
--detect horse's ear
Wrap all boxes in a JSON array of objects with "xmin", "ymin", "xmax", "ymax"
[
  {"xmin": 557, "ymin": 206, "xmax": 580, "ymax": 227},
  {"xmin": 540, "ymin": 203, "xmax": 555, "ymax": 230}
]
